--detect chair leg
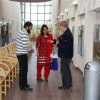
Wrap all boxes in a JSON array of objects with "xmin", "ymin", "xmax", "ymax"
[
  {"xmin": 14, "ymin": 67, "xmax": 17, "ymax": 79},
  {"xmin": 10, "ymin": 70, "xmax": 14, "ymax": 83},
  {"xmin": 4, "ymin": 79, "xmax": 7, "ymax": 96},
  {"xmin": 2, "ymin": 79, "xmax": 7, "ymax": 96},
  {"xmin": 0, "ymin": 85, "xmax": 2, "ymax": 100},
  {"xmin": 6, "ymin": 76, "xmax": 10, "ymax": 89},
  {"xmin": 8, "ymin": 75, "xmax": 10, "ymax": 88}
]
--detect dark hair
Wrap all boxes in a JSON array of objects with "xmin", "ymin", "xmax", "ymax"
[
  {"xmin": 1, "ymin": 25, "xmax": 5, "ymax": 28},
  {"xmin": 24, "ymin": 21, "xmax": 33, "ymax": 28},
  {"xmin": 40, "ymin": 24, "xmax": 49, "ymax": 36}
]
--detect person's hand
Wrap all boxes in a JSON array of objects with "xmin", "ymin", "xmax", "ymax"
[
  {"xmin": 47, "ymin": 40, "xmax": 53, "ymax": 43},
  {"xmin": 56, "ymin": 40, "xmax": 59, "ymax": 45},
  {"xmin": 29, "ymin": 49, "xmax": 34, "ymax": 53},
  {"xmin": 52, "ymin": 50, "xmax": 55, "ymax": 55},
  {"xmin": 30, "ymin": 49, "xmax": 34, "ymax": 53},
  {"xmin": 37, "ymin": 51, "xmax": 39, "ymax": 57}
]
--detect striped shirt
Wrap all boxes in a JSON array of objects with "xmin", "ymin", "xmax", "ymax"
[{"xmin": 16, "ymin": 28, "xmax": 29, "ymax": 55}]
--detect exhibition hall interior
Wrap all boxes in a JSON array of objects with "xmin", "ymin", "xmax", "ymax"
[{"xmin": 0, "ymin": 0, "xmax": 100, "ymax": 100}]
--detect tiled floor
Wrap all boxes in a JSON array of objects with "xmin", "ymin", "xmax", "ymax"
[{"xmin": 3, "ymin": 52, "xmax": 83, "ymax": 100}]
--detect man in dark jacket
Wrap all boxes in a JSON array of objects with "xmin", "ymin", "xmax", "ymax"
[{"xmin": 57, "ymin": 21, "xmax": 73, "ymax": 90}]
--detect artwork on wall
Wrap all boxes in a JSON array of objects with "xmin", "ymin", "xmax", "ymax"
[
  {"xmin": 93, "ymin": 24, "xmax": 100, "ymax": 63},
  {"xmin": 0, "ymin": 20, "xmax": 13, "ymax": 47},
  {"xmin": 78, "ymin": 25, "xmax": 85, "ymax": 56}
]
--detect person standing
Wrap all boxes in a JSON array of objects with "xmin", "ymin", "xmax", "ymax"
[
  {"xmin": 5, "ymin": 23, "xmax": 9, "ymax": 45},
  {"xmin": 1, "ymin": 25, "xmax": 6, "ymax": 46},
  {"xmin": 57, "ymin": 21, "xmax": 73, "ymax": 90},
  {"xmin": 36, "ymin": 24, "xmax": 53, "ymax": 82},
  {"xmin": 16, "ymin": 21, "xmax": 33, "ymax": 91}
]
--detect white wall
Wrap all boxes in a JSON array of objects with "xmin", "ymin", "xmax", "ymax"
[
  {"xmin": 96, "ymin": 12, "xmax": 100, "ymax": 24},
  {"xmin": 53, "ymin": 0, "xmax": 100, "ymax": 73},
  {"xmin": 59, "ymin": 0, "xmax": 74, "ymax": 14},
  {"xmin": 52, "ymin": 0, "xmax": 60, "ymax": 35},
  {"xmin": 0, "ymin": 0, "xmax": 21, "ymax": 40},
  {"xmin": 52, "ymin": 0, "xmax": 60, "ymax": 20},
  {"xmin": 0, "ymin": 2, "xmax": 3, "ymax": 19}
]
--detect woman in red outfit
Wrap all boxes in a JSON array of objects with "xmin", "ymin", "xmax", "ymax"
[{"xmin": 36, "ymin": 24, "xmax": 53, "ymax": 82}]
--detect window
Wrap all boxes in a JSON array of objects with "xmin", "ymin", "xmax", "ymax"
[
  {"xmin": 31, "ymin": 14, "xmax": 38, "ymax": 20},
  {"xmin": 25, "ymin": 6, "xmax": 30, "ymax": 13},
  {"xmin": 25, "ymin": 3, "xmax": 30, "ymax": 6},
  {"xmin": 21, "ymin": 12, "xmax": 25, "ymax": 20},
  {"xmin": 25, "ymin": 13, "xmax": 30, "ymax": 21},
  {"xmin": 21, "ymin": 4, "xmax": 25, "ymax": 12},
  {"xmin": 21, "ymin": 20, "xmax": 25, "ymax": 26},
  {"xmin": 38, "ymin": 14, "xmax": 44, "ymax": 20},
  {"xmin": 21, "ymin": 1, "xmax": 52, "ymax": 33},
  {"xmin": 31, "ymin": 20, "xmax": 37, "ymax": 25},
  {"xmin": 45, "ymin": 14, "xmax": 50, "ymax": 20},
  {"xmin": 38, "ymin": 21, "xmax": 45, "ymax": 26},
  {"xmin": 45, "ymin": 6, "xmax": 51, "ymax": 13},
  {"xmin": 38, "ymin": 2, "xmax": 44, "ymax": 5},
  {"xmin": 31, "ymin": 6, "xmax": 37, "ymax": 13},
  {"xmin": 38, "ymin": 6, "xmax": 44, "ymax": 13},
  {"xmin": 45, "ymin": 1, "xmax": 51, "ymax": 5},
  {"xmin": 31, "ymin": 3, "xmax": 37, "ymax": 6}
]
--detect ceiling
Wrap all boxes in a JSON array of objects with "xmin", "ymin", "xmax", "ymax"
[{"xmin": 10, "ymin": 0, "xmax": 51, "ymax": 2}]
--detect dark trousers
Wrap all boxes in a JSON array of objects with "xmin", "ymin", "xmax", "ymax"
[
  {"xmin": 17, "ymin": 54, "xmax": 28, "ymax": 88},
  {"xmin": 2, "ymin": 37, "xmax": 6, "ymax": 46},
  {"xmin": 60, "ymin": 58, "xmax": 72, "ymax": 88}
]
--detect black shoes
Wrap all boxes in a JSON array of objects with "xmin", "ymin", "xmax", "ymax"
[
  {"xmin": 37, "ymin": 78, "xmax": 48, "ymax": 83},
  {"xmin": 21, "ymin": 87, "xmax": 33, "ymax": 91},
  {"xmin": 26, "ymin": 84, "xmax": 30, "ymax": 88},
  {"xmin": 45, "ymin": 79, "xmax": 48, "ymax": 83},
  {"xmin": 58, "ymin": 85, "xmax": 73, "ymax": 90},
  {"xmin": 58, "ymin": 86, "xmax": 68, "ymax": 90},
  {"xmin": 20, "ymin": 85, "xmax": 33, "ymax": 91},
  {"xmin": 37, "ymin": 78, "xmax": 44, "ymax": 82}
]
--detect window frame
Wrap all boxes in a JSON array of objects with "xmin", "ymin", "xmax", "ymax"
[{"xmin": 21, "ymin": 1, "xmax": 52, "ymax": 33}]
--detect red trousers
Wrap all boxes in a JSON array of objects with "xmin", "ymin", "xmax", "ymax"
[{"xmin": 37, "ymin": 64, "xmax": 50, "ymax": 80}]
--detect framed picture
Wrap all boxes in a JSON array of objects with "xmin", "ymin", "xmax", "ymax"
[
  {"xmin": 78, "ymin": 25, "xmax": 85, "ymax": 56},
  {"xmin": 0, "ymin": 20, "xmax": 13, "ymax": 47}
]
